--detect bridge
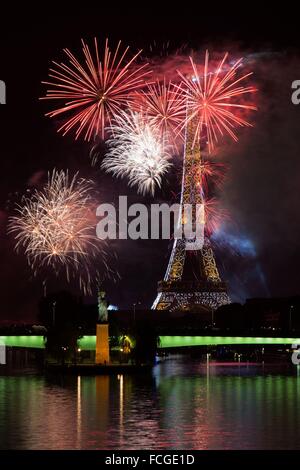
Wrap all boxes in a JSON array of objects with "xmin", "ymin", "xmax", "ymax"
[{"xmin": 1, "ymin": 335, "xmax": 300, "ymax": 350}]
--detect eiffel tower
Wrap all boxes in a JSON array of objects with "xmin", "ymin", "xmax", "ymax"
[{"xmin": 152, "ymin": 118, "xmax": 230, "ymax": 311}]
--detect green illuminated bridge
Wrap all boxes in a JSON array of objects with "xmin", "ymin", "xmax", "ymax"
[{"xmin": 1, "ymin": 335, "xmax": 300, "ymax": 350}]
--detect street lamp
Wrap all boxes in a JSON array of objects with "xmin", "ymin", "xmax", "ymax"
[
  {"xmin": 289, "ymin": 305, "xmax": 294, "ymax": 331},
  {"xmin": 52, "ymin": 301, "xmax": 57, "ymax": 327}
]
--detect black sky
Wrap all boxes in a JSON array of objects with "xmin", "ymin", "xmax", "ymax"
[{"xmin": 1, "ymin": 8, "xmax": 300, "ymax": 321}]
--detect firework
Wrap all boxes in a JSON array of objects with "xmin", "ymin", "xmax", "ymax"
[
  {"xmin": 197, "ymin": 160, "xmax": 227, "ymax": 194},
  {"xmin": 177, "ymin": 50, "xmax": 257, "ymax": 152},
  {"xmin": 203, "ymin": 197, "xmax": 229, "ymax": 235},
  {"xmin": 148, "ymin": 40, "xmax": 170, "ymax": 58},
  {"xmin": 8, "ymin": 170, "xmax": 107, "ymax": 294},
  {"xmin": 41, "ymin": 39, "xmax": 151, "ymax": 141},
  {"xmin": 135, "ymin": 79, "xmax": 186, "ymax": 142},
  {"xmin": 102, "ymin": 111, "xmax": 173, "ymax": 196}
]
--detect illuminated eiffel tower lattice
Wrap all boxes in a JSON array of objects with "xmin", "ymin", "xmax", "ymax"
[{"xmin": 152, "ymin": 119, "xmax": 230, "ymax": 311}]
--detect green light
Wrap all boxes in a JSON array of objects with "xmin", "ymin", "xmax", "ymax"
[
  {"xmin": 1, "ymin": 335, "xmax": 300, "ymax": 351},
  {"xmin": 0, "ymin": 335, "xmax": 97, "ymax": 351},
  {"xmin": 158, "ymin": 336, "xmax": 300, "ymax": 348},
  {"xmin": 78, "ymin": 336, "xmax": 96, "ymax": 350},
  {"xmin": 0, "ymin": 336, "xmax": 45, "ymax": 349}
]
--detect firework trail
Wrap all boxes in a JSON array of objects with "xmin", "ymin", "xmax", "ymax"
[
  {"xmin": 203, "ymin": 197, "xmax": 230, "ymax": 236},
  {"xmin": 41, "ymin": 38, "xmax": 151, "ymax": 140},
  {"xmin": 177, "ymin": 50, "xmax": 257, "ymax": 152},
  {"xmin": 135, "ymin": 79, "xmax": 186, "ymax": 143},
  {"xmin": 102, "ymin": 110, "xmax": 173, "ymax": 196},
  {"xmin": 190, "ymin": 159, "xmax": 227, "ymax": 196},
  {"xmin": 8, "ymin": 170, "xmax": 109, "ymax": 295},
  {"xmin": 39, "ymin": 44, "xmax": 256, "ymax": 228}
]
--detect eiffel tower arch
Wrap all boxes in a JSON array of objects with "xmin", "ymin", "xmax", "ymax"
[{"xmin": 152, "ymin": 119, "xmax": 230, "ymax": 311}]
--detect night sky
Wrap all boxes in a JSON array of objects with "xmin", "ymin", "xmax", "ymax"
[{"xmin": 1, "ymin": 9, "xmax": 300, "ymax": 321}]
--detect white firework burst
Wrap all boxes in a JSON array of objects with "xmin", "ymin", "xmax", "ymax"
[
  {"xmin": 102, "ymin": 111, "xmax": 173, "ymax": 196},
  {"xmin": 8, "ymin": 170, "xmax": 110, "ymax": 295}
]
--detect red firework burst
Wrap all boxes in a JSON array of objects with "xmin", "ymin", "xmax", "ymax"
[
  {"xmin": 194, "ymin": 160, "xmax": 227, "ymax": 194},
  {"xmin": 135, "ymin": 79, "xmax": 186, "ymax": 141},
  {"xmin": 203, "ymin": 197, "xmax": 230, "ymax": 235},
  {"xmin": 41, "ymin": 38, "xmax": 151, "ymax": 140},
  {"xmin": 177, "ymin": 50, "xmax": 257, "ymax": 152}
]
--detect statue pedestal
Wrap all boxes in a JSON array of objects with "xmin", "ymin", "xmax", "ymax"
[{"xmin": 95, "ymin": 323, "xmax": 110, "ymax": 364}]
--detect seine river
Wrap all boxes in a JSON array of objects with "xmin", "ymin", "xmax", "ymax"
[{"xmin": 1, "ymin": 357, "xmax": 300, "ymax": 449}]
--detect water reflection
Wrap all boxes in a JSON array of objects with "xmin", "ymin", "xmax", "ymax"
[
  {"xmin": 76, "ymin": 376, "xmax": 81, "ymax": 448},
  {"xmin": 0, "ymin": 358, "xmax": 300, "ymax": 449}
]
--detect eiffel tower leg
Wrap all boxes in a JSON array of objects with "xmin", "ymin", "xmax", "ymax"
[
  {"xmin": 165, "ymin": 238, "xmax": 186, "ymax": 281},
  {"xmin": 202, "ymin": 237, "xmax": 221, "ymax": 282},
  {"xmin": 152, "ymin": 238, "xmax": 186, "ymax": 309}
]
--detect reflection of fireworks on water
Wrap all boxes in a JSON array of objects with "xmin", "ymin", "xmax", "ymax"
[
  {"xmin": 8, "ymin": 170, "xmax": 110, "ymax": 295},
  {"xmin": 177, "ymin": 50, "xmax": 257, "ymax": 152},
  {"xmin": 102, "ymin": 111, "xmax": 173, "ymax": 196},
  {"xmin": 41, "ymin": 38, "xmax": 150, "ymax": 140}
]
